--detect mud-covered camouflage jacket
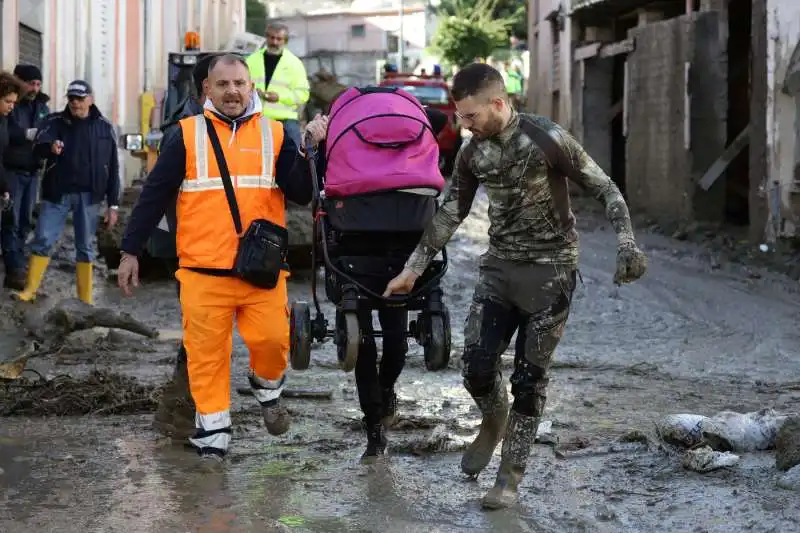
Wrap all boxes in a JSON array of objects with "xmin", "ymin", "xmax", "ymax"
[{"xmin": 404, "ymin": 112, "xmax": 636, "ymax": 275}]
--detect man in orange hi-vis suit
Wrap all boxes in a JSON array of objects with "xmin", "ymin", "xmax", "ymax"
[{"xmin": 116, "ymin": 54, "xmax": 318, "ymax": 466}]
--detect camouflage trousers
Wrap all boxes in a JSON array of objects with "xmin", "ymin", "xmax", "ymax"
[{"xmin": 462, "ymin": 255, "xmax": 576, "ymax": 418}]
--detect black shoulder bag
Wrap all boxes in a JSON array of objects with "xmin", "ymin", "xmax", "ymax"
[{"xmin": 204, "ymin": 117, "xmax": 288, "ymax": 289}]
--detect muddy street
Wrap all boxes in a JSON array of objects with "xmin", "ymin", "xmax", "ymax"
[{"xmin": 2, "ymin": 192, "xmax": 800, "ymax": 533}]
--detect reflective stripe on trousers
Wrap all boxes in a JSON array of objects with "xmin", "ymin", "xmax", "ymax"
[{"xmin": 177, "ymin": 268, "xmax": 290, "ymax": 453}]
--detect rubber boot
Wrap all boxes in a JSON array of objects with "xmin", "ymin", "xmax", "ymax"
[
  {"xmin": 76, "ymin": 262, "xmax": 93, "ymax": 305},
  {"xmin": 360, "ymin": 419, "xmax": 387, "ymax": 463},
  {"xmin": 14, "ymin": 255, "xmax": 49, "ymax": 302},
  {"xmin": 153, "ymin": 345, "xmax": 196, "ymax": 441},
  {"xmin": 262, "ymin": 400, "xmax": 291, "ymax": 436},
  {"xmin": 480, "ymin": 411, "xmax": 538, "ymax": 510},
  {"xmin": 461, "ymin": 377, "xmax": 510, "ymax": 476}
]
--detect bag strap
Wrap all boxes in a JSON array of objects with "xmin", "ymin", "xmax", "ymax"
[
  {"xmin": 518, "ymin": 116, "xmax": 579, "ymax": 230},
  {"xmin": 204, "ymin": 117, "xmax": 243, "ymax": 236}
]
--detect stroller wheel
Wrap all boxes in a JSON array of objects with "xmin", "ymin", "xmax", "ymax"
[
  {"xmin": 339, "ymin": 313, "xmax": 361, "ymax": 373},
  {"xmin": 290, "ymin": 301, "xmax": 312, "ymax": 370},
  {"xmin": 424, "ymin": 308, "xmax": 452, "ymax": 372}
]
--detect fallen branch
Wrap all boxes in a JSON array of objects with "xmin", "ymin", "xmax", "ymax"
[
  {"xmin": 235, "ymin": 387, "xmax": 333, "ymax": 400},
  {"xmin": 34, "ymin": 298, "xmax": 158, "ymax": 341}
]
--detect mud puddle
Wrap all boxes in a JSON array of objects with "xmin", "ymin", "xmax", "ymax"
[{"xmin": 2, "ymin": 191, "xmax": 800, "ymax": 532}]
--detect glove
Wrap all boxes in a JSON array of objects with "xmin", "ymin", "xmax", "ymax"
[{"xmin": 614, "ymin": 241, "xmax": 647, "ymax": 285}]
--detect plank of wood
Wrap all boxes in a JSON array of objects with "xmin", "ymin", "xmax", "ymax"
[{"xmin": 698, "ymin": 125, "xmax": 751, "ymax": 191}]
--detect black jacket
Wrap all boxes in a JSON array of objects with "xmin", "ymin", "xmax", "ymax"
[
  {"xmin": 5, "ymin": 92, "xmax": 50, "ymax": 172},
  {"xmin": 0, "ymin": 115, "xmax": 9, "ymax": 194},
  {"xmin": 35, "ymin": 104, "xmax": 121, "ymax": 206}
]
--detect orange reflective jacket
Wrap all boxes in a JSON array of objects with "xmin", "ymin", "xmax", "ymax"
[{"xmin": 177, "ymin": 111, "xmax": 285, "ymax": 270}]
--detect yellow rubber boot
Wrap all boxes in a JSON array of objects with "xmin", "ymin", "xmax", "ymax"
[
  {"xmin": 76, "ymin": 262, "xmax": 93, "ymax": 305},
  {"xmin": 14, "ymin": 255, "xmax": 50, "ymax": 302}
]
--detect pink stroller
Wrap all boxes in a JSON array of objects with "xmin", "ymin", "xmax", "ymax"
[{"xmin": 289, "ymin": 86, "xmax": 452, "ymax": 373}]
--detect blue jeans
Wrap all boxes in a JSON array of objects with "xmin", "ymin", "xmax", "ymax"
[
  {"xmin": 1, "ymin": 171, "xmax": 39, "ymax": 272},
  {"xmin": 281, "ymin": 119, "xmax": 302, "ymax": 148},
  {"xmin": 31, "ymin": 192, "xmax": 101, "ymax": 263}
]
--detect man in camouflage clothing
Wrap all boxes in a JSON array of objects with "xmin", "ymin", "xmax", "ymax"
[{"xmin": 383, "ymin": 63, "xmax": 647, "ymax": 509}]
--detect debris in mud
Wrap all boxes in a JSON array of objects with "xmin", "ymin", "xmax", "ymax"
[
  {"xmin": 393, "ymin": 424, "xmax": 471, "ymax": 456},
  {"xmin": 682, "ymin": 445, "xmax": 740, "ymax": 473},
  {"xmin": 0, "ymin": 370, "xmax": 160, "ymax": 416},
  {"xmin": 0, "ymin": 299, "xmax": 160, "ymax": 380},
  {"xmin": 235, "ymin": 387, "xmax": 333, "ymax": 400},
  {"xmin": 775, "ymin": 416, "xmax": 800, "ymax": 471},
  {"xmin": 338, "ymin": 414, "xmax": 453, "ymax": 432},
  {"xmin": 777, "ymin": 464, "xmax": 800, "ymax": 491},
  {"xmin": 655, "ymin": 409, "xmax": 789, "ymax": 452},
  {"xmin": 554, "ymin": 441, "xmax": 648, "ymax": 460}
]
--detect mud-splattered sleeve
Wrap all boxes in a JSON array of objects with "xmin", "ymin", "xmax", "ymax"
[
  {"xmin": 554, "ymin": 129, "xmax": 636, "ymax": 246},
  {"xmin": 404, "ymin": 144, "xmax": 480, "ymax": 276}
]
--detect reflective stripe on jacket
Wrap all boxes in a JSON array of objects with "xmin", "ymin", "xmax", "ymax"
[
  {"xmin": 245, "ymin": 49, "xmax": 310, "ymax": 121},
  {"xmin": 176, "ymin": 111, "xmax": 286, "ymax": 269}
]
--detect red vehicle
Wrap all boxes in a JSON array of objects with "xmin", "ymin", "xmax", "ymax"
[{"xmin": 379, "ymin": 72, "xmax": 461, "ymax": 175}]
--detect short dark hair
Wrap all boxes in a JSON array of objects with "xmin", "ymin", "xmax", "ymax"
[
  {"xmin": 193, "ymin": 54, "xmax": 218, "ymax": 95},
  {"xmin": 451, "ymin": 63, "xmax": 506, "ymax": 102},
  {"xmin": 0, "ymin": 71, "xmax": 24, "ymax": 99},
  {"xmin": 208, "ymin": 53, "xmax": 249, "ymax": 75}
]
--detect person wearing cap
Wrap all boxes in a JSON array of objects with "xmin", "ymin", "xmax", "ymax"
[
  {"xmin": 14, "ymin": 80, "xmax": 120, "ymax": 304},
  {"xmin": 150, "ymin": 53, "xmax": 217, "ymax": 442},
  {"xmin": 1, "ymin": 64, "xmax": 50, "ymax": 290}
]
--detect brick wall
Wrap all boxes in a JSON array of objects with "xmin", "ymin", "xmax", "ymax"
[{"xmin": 626, "ymin": 12, "xmax": 727, "ymax": 221}]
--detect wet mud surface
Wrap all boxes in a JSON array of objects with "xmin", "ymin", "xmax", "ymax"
[{"xmin": 2, "ymin": 192, "xmax": 800, "ymax": 532}]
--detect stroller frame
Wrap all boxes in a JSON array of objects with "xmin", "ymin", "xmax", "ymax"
[{"xmin": 289, "ymin": 137, "xmax": 452, "ymax": 373}]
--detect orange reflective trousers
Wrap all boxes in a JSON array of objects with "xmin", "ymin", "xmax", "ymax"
[{"xmin": 176, "ymin": 268, "xmax": 289, "ymax": 452}]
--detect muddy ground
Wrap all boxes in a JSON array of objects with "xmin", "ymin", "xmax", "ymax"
[{"xmin": 1, "ymin": 191, "xmax": 800, "ymax": 533}]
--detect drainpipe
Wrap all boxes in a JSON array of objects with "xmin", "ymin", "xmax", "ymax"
[{"xmin": 398, "ymin": 0, "xmax": 405, "ymax": 71}]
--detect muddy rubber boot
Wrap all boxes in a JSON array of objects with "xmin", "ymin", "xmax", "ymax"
[
  {"xmin": 262, "ymin": 400, "xmax": 291, "ymax": 436},
  {"xmin": 360, "ymin": 420, "xmax": 387, "ymax": 464},
  {"xmin": 461, "ymin": 378, "xmax": 510, "ymax": 476},
  {"xmin": 153, "ymin": 349, "xmax": 195, "ymax": 441},
  {"xmin": 381, "ymin": 388, "xmax": 398, "ymax": 428},
  {"xmin": 13, "ymin": 255, "xmax": 49, "ymax": 302},
  {"xmin": 480, "ymin": 411, "xmax": 538, "ymax": 510},
  {"xmin": 198, "ymin": 449, "xmax": 225, "ymax": 472}
]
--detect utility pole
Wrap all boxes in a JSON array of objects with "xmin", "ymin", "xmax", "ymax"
[{"xmin": 398, "ymin": 0, "xmax": 404, "ymax": 71}]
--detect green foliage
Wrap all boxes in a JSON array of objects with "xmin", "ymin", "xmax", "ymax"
[
  {"xmin": 245, "ymin": 0, "xmax": 267, "ymax": 36},
  {"xmin": 431, "ymin": 0, "xmax": 516, "ymax": 67},
  {"xmin": 433, "ymin": 0, "xmax": 527, "ymax": 39}
]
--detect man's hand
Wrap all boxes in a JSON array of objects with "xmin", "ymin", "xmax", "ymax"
[
  {"xmin": 614, "ymin": 242, "xmax": 647, "ymax": 285},
  {"xmin": 51, "ymin": 140, "xmax": 64, "ymax": 155},
  {"xmin": 104, "ymin": 207, "xmax": 118, "ymax": 229},
  {"xmin": 117, "ymin": 252, "xmax": 140, "ymax": 296},
  {"xmin": 266, "ymin": 91, "xmax": 279, "ymax": 103},
  {"xmin": 304, "ymin": 114, "xmax": 328, "ymax": 146},
  {"xmin": 1, "ymin": 192, "xmax": 11, "ymax": 212},
  {"xmin": 382, "ymin": 268, "xmax": 420, "ymax": 298},
  {"xmin": 25, "ymin": 128, "xmax": 38, "ymax": 141}
]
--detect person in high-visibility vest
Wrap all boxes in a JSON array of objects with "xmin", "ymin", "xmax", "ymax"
[
  {"xmin": 117, "ymin": 54, "xmax": 315, "ymax": 466},
  {"xmin": 245, "ymin": 23, "xmax": 309, "ymax": 148}
]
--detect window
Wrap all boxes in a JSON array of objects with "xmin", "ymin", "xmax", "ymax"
[
  {"xmin": 350, "ymin": 24, "xmax": 366, "ymax": 38},
  {"xmin": 384, "ymin": 85, "xmax": 450, "ymax": 105},
  {"xmin": 387, "ymin": 33, "xmax": 399, "ymax": 53}
]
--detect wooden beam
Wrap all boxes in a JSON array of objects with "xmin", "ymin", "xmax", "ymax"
[
  {"xmin": 608, "ymin": 100, "xmax": 623, "ymax": 121},
  {"xmin": 574, "ymin": 42, "xmax": 601, "ymax": 61},
  {"xmin": 573, "ymin": 38, "xmax": 634, "ymax": 62},
  {"xmin": 698, "ymin": 125, "xmax": 751, "ymax": 191},
  {"xmin": 599, "ymin": 39, "xmax": 634, "ymax": 58}
]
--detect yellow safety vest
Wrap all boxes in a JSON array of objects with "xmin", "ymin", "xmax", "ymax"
[{"xmin": 245, "ymin": 48, "xmax": 310, "ymax": 121}]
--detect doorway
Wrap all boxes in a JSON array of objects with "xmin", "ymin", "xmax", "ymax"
[{"xmin": 725, "ymin": 0, "xmax": 752, "ymax": 225}]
